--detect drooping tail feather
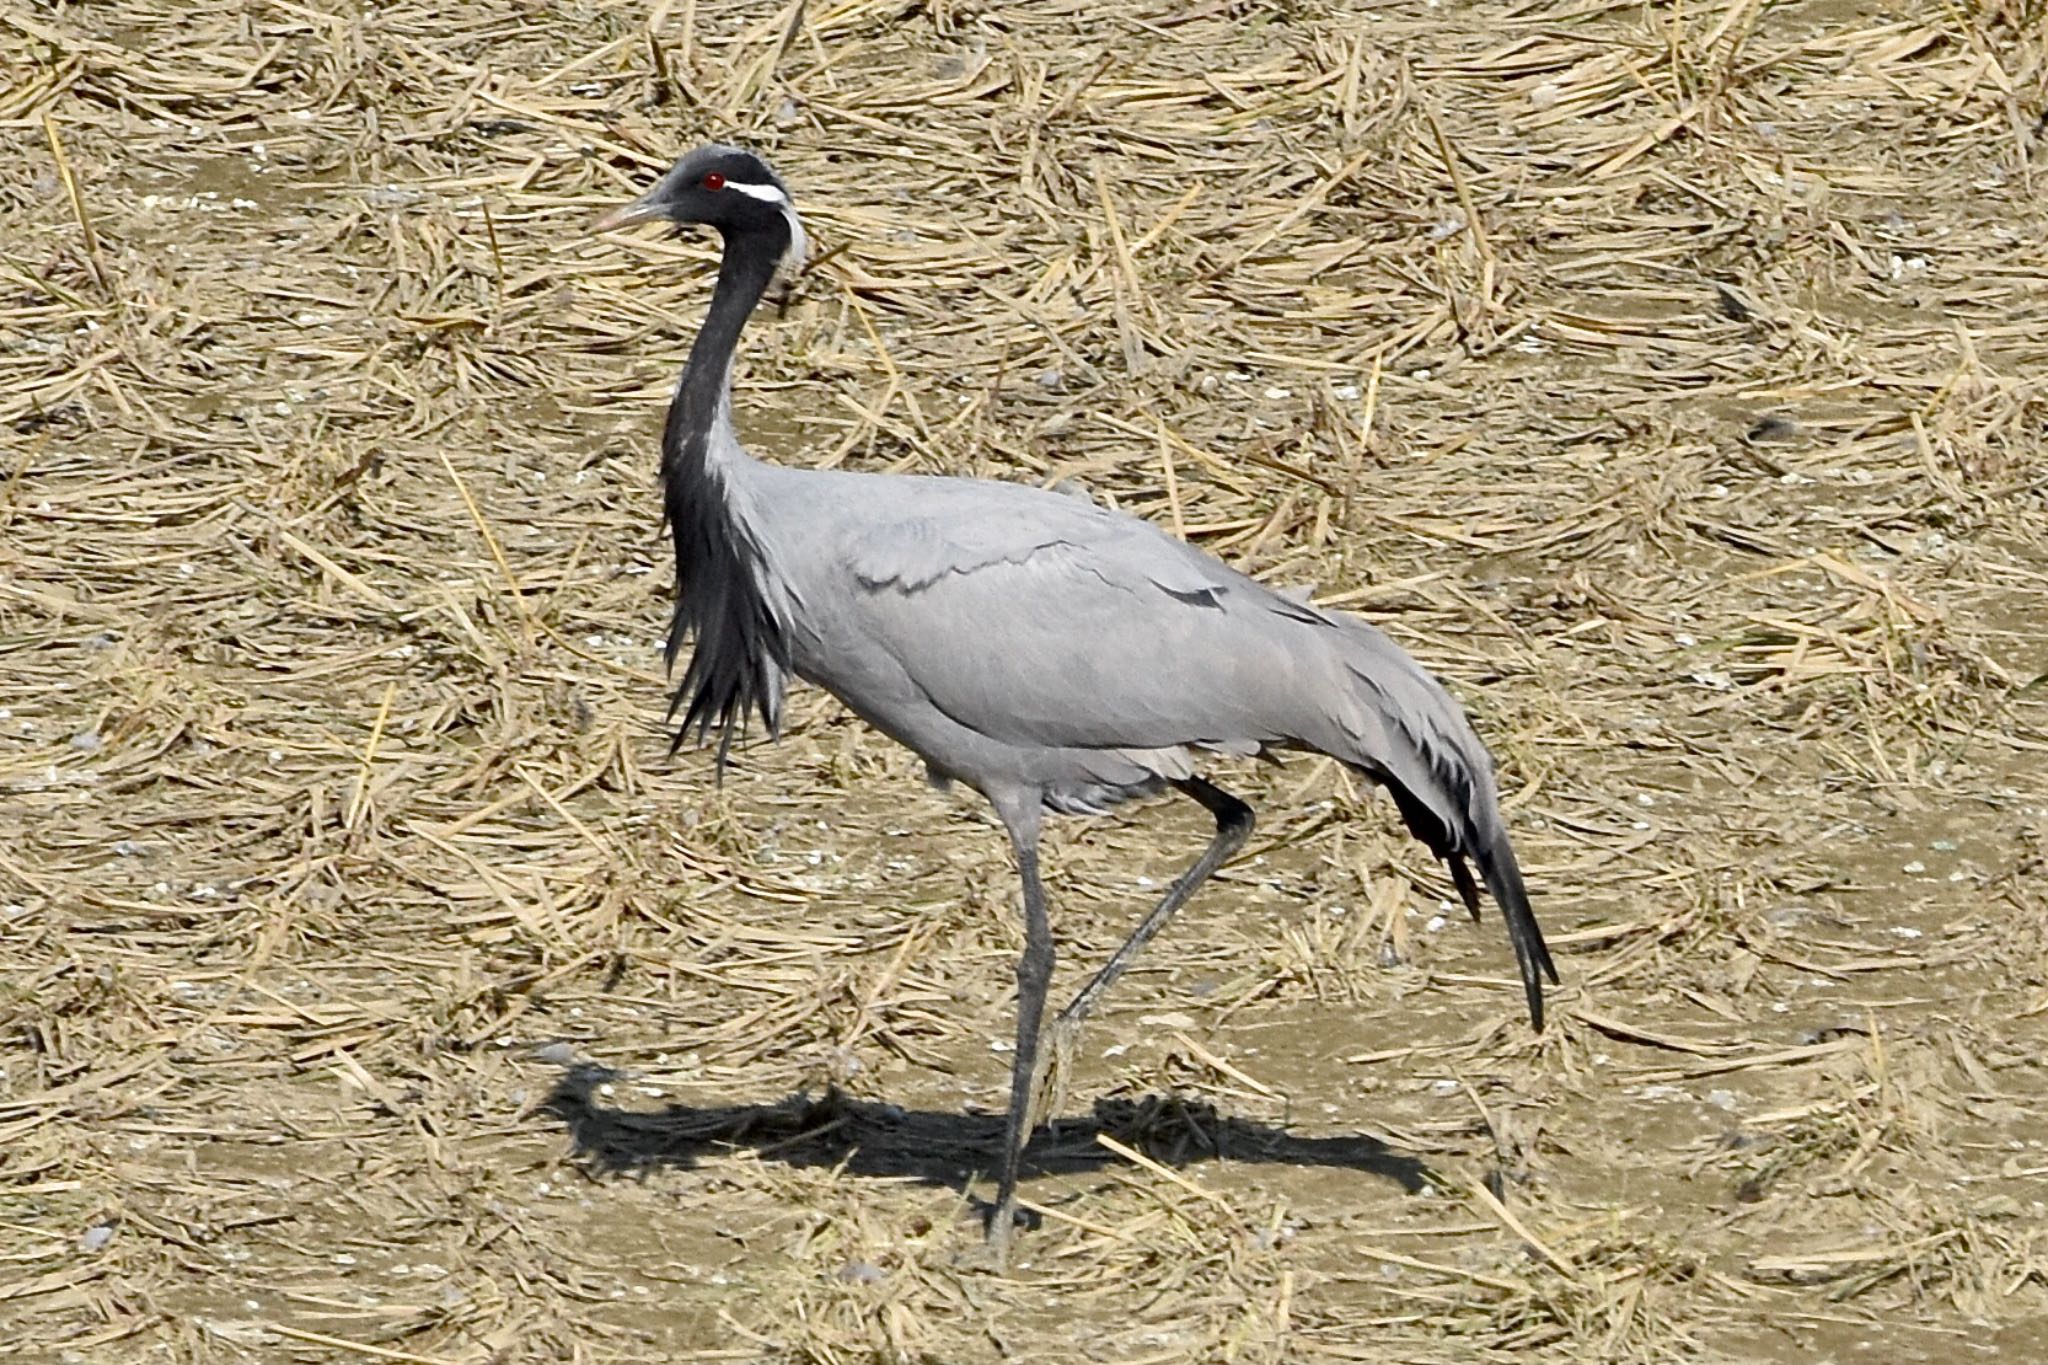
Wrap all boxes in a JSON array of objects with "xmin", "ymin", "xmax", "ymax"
[
  {"xmin": 1453, "ymin": 833, "xmax": 1558, "ymax": 1032},
  {"xmin": 1312, "ymin": 613, "xmax": 1560, "ymax": 1030}
]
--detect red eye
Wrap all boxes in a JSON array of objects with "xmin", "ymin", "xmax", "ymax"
[{"xmin": 702, "ymin": 172, "xmax": 726, "ymax": 191}]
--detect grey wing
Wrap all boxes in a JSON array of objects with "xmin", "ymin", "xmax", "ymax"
[{"xmin": 841, "ymin": 491, "xmax": 1317, "ymax": 752}]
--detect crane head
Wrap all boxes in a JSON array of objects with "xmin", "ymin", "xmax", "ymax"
[{"xmin": 592, "ymin": 144, "xmax": 807, "ymax": 273}]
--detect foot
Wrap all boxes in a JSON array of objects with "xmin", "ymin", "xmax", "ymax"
[
  {"xmin": 955, "ymin": 1237, "xmax": 1009, "ymax": 1274},
  {"xmin": 958, "ymin": 1196, "xmax": 1038, "ymax": 1273}
]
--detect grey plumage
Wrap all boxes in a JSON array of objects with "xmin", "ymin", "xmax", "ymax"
[{"xmin": 595, "ymin": 145, "xmax": 1558, "ymax": 1257}]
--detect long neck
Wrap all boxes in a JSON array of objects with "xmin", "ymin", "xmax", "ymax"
[
  {"xmin": 657, "ymin": 224, "xmax": 792, "ymax": 768},
  {"xmin": 668, "ymin": 228, "xmax": 781, "ymax": 460}
]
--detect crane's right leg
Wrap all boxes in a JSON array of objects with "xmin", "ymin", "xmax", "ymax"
[{"xmin": 985, "ymin": 792, "xmax": 1053, "ymax": 1266}]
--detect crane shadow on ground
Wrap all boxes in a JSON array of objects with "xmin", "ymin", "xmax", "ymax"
[{"xmin": 540, "ymin": 1063, "xmax": 1431, "ymax": 1208}]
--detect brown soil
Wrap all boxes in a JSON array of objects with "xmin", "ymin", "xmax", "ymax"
[{"xmin": 4, "ymin": 0, "xmax": 2047, "ymax": 1361}]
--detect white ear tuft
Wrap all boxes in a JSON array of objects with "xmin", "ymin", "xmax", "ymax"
[{"xmin": 779, "ymin": 207, "xmax": 809, "ymax": 274}]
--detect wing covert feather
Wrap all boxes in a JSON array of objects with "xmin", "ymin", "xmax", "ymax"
[{"xmin": 838, "ymin": 490, "xmax": 1323, "ymax": 751}]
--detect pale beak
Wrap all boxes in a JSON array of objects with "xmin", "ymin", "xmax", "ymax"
[{"xmin": 590, "ymin": 192, "xmax": 665, "ymax": 234}]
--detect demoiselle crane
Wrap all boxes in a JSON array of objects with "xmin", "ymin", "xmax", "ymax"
[{"xmin": 592, "ymin": 145, "xmax": 1557, "ymax": 1257}]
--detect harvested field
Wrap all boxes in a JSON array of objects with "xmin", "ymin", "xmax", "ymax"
[{"xmin": 4, "ymin": 0, "xmax": 2048, "ymax": 1359}]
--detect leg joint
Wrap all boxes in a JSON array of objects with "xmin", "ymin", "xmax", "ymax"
[
  {"xmin": 1217, "ymin": 793, "xmax": 1254, "ymax": 839},
  {"xmin": 1016, "ymin": 931, "xmax": 1053, "ymax": 983},
  {"xmin": 1176, "ymin": 776, "xmax": 1254, "ymax": 841}
]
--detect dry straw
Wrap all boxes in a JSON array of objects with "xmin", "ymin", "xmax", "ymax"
[{"xmin": 2, "ymin": 0, "xmax": 2046, "ymax": 1361}]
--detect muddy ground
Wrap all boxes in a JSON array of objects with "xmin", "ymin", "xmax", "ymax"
[{"xmin": 3, "ymin": 0, "xmax": 2047, "ymax": 1360}]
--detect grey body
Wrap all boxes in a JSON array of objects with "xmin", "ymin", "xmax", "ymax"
[
  {"xmin": 595, "ymin": 146, "xmax": 1557, "ymax": 1259},
  {"xmin": 742, "ymin": 456, "xmax": 1497, "ymax": 828}
]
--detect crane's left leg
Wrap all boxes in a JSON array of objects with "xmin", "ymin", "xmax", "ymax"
[
  {"xmin": 1061, "ymin": 777, "xmax": 1254, "ymax": 1030},
  {"xmin": 1032, "ymin": 778, "xmax": 1253, "ymax": 1126}
]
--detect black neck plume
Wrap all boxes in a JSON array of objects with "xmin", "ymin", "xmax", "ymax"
[{"xmin": 660, "ymin": 222, "xmax": 793, "ymax": 769}]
